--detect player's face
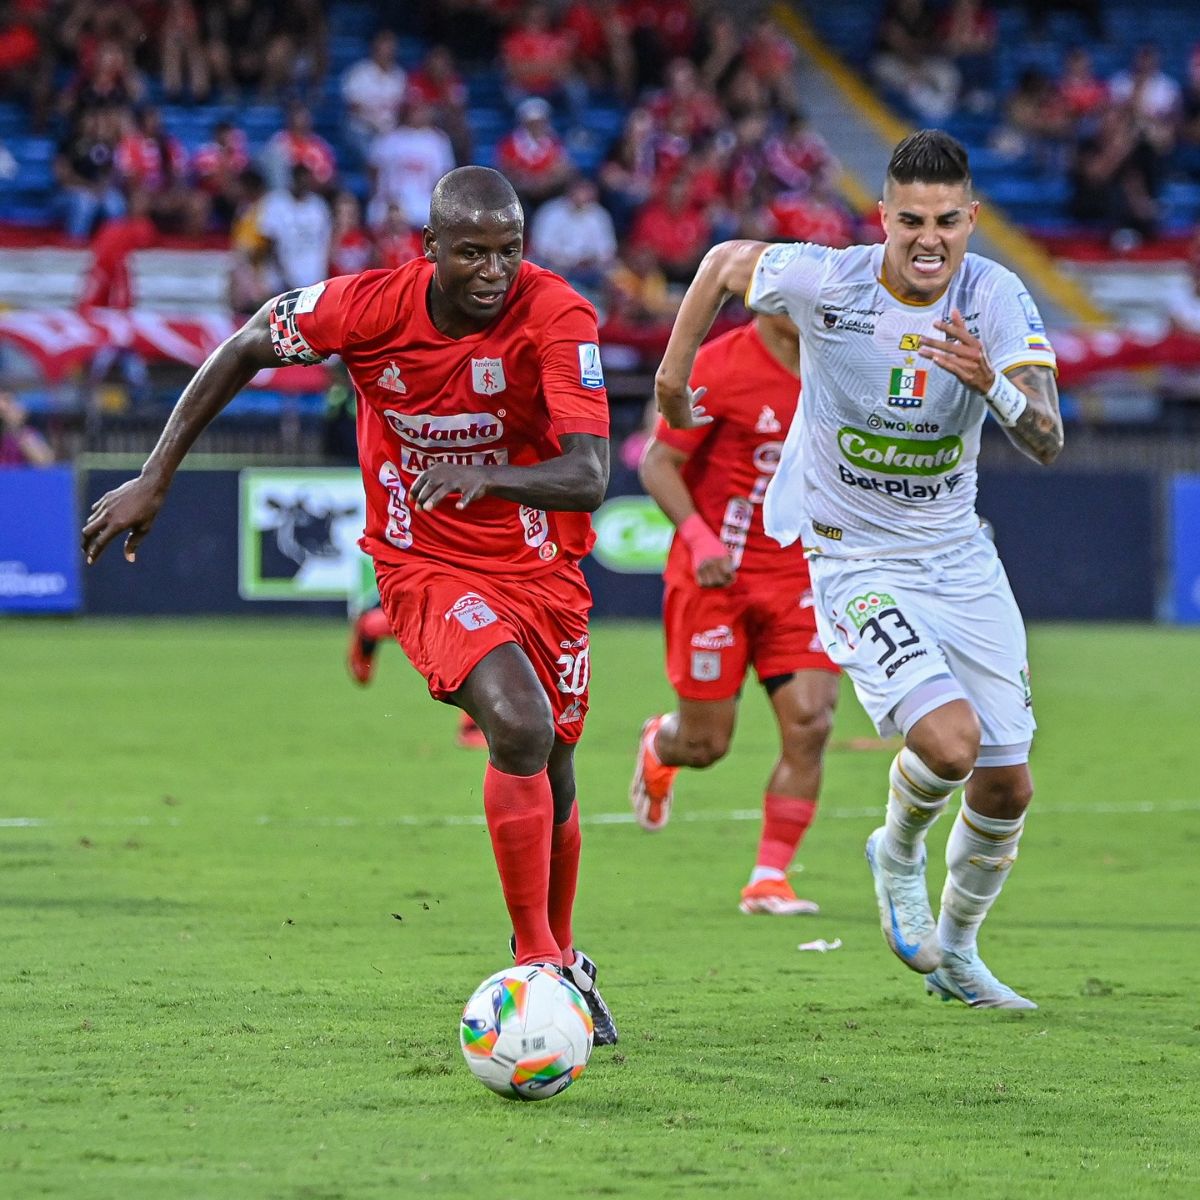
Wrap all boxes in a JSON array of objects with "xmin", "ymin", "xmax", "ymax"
[
  {"xmin": 878, "ymin": 181, "xmax": 978, "ymax": 303},
  {"xmin": 424, "ymin": 209, "xmax": 524, "ymax": 328}
]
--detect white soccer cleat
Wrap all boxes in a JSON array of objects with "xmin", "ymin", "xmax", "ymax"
[
  {"xmin": 925, "ymin": 949, "xmax": 1038, "ymax": 1009},
  {"xmin": 864, "ymin": 827, "xmax": 941, "ymax": 974}
]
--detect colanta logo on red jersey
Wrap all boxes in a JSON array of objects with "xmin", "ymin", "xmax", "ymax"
[{"xmin": 383, "ymin": 410, "xmax": 505, "ymax": 448}]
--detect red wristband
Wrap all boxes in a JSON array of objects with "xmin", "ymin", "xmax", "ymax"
[{"xmin": 678, "ymin": 513, "xmax": 727, "ymax": 570}]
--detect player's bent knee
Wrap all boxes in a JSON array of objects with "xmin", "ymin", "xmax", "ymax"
[
  {"xmin": 784, "ymin": 706, "xmax": 835, "ymax": 758},
  {"xmin": 485, "ymin": 698, "xmax": 556, "ymax": 774},
  {"xmin": 683, "ymin": 732, "xmax": 731, "ymax": 768},
  {"xmin": 908, "ymin": 716, "xmax": 980, "ymax": 780}
]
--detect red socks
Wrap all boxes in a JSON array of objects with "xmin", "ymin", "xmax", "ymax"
[
  {"xmin": 548, "ymin": 804, "xmax": 580, "ymax": 963},
  {"xmin": 755, "ymin": 794, "xmax": 817, "ymax": 872},
  {"xmin": 483, "ymin": 764, "xmax": 559, "ymax": 966},
  {"xmin": 358, "ymin": 607, "xmax": 392, "ymax": 641}
]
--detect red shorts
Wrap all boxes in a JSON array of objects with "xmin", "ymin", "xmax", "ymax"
[
  {"xmin": 375, "ymin": 557, "xmax": 593, "ymax": 743},
  {"xmin": 663, "ymin": 571, "xmax": 838, "ymax": 702}
]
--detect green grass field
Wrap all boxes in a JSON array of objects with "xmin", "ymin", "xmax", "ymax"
[{"xmin": 2, "ymin": 618, "xmax": 1199, "ymax": 1199}]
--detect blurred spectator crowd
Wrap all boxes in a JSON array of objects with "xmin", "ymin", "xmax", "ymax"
[
  {"xmin": 0, "ymin": 0, "xmax": 868, "ymax": 342},
  {"xmin": 866, "ymin": 0, "xmax": 1200, "ymax": 246}
]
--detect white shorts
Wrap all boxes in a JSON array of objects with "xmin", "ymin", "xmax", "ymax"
[{"xmin": 807, "ymin": 531, "xmax": 1035, "ymax": 766}]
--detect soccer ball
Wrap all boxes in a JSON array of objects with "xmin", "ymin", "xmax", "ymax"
[{"xmin": 459, "ymin": 965, "xmax": 594, "ymax": 1100}]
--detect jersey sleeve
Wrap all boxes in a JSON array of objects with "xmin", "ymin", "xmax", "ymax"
[
  {"xmin": 268, "ymin": 275, "xmax": 360, "ymax": 364},
  {"xmin": 536, "ymin": 294, "xmax": 610, "ymax": 438},
  {"xmin": 652, "ymin": 414, "xmax": 711, "ymax": 456},
  {"xmin": 744, "ymin": 241, "xmax": 834, "ymax": 324},
  {"xmin": 982, "ymin": 270, "xmax": 1058, "ymax": 376}
]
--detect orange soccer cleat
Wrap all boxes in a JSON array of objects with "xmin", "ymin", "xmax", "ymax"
[
  {"xmin": 629, "ymin": 716, "xmax": 678, "ymax": 831},
  {"xmin": 738, "ymin": 876, "xmax": 820, "ymax": 916}
]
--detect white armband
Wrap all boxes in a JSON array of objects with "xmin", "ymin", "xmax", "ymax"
[{"xmin": 984, "ymin": 370, "xmax": 1028, "ymax": 427}]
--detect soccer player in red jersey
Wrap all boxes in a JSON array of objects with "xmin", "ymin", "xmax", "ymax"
[
  {"xmin": 630, "ymin": 313, "xmax": 841, "ymax": 915},
  {"xmin": 346, "ymin": 602, "xmax": 488, "ymax": 749},
  {"xmin": 82, "ymin": 167, "xmax": 618, "ymax": 1043}
]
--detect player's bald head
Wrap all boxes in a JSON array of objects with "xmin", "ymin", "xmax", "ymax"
[{"xmin": 429, "ymin": 167, "xmax": 523, "ymax": 233}]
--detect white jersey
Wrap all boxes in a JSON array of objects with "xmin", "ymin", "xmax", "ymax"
[{"xmin": 747, "ymin": 242, "xmax": 1056, "ymax": 558}]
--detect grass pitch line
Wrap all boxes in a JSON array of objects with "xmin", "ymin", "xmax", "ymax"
[{"xmin": 3, "ymin": 799, "xmax": 1200, "ymax": 831}]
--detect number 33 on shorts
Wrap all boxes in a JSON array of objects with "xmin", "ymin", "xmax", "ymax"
[{"xmin": 842, "ymin": 592, "xmax": 927, "ymax": 681}]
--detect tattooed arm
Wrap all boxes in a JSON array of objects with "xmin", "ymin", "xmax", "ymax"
[
  {"xmin": 1001, "ymin": 363, "xmax": 1063, "ymax": 465},
  {"xmin": 918, "ymin": 309, "xmax": 1064, "ymax": 466}
]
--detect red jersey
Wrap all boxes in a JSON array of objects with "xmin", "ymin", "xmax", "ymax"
[
  {"xmin": 654, "ymin": 322, "xmax": 805, "ymax": 588},
  {"xmin": 271, "ymin": 258, "xmax": 610, "ymax": 576}
]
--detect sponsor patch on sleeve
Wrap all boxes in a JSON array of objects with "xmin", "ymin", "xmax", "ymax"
[{"xmin": 578, "ymin": 343, "xmax": 605, "ymax": 389}]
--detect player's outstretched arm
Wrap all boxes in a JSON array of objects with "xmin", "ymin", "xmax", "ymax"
[
  {"xmin": 81, "ymin": 302, "xmax": 281, "ymax": 564},
  {"xmin": 918, "ymin": 310, "xmax": 1063, "ymax": 466},
  {"xmin": 655, "ymin": 240, "xmax": 767, "ymax": 430},
  {"xmin": 639, "ymin": 437, "xmax": 734, "ymax": 587},
  {"xmin": 410, "ymin": 433, "xmax": 610, "ymax": 514}
]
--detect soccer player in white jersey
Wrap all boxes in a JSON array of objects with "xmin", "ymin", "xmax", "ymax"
[{"xmin": 653, "ymin": 130, "xmax": 1064, "ymax": 1009}]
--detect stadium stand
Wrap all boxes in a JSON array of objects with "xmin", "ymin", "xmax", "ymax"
[{"xmin": 1, "ymin": 0, "xmax": 1199, "ymax": 463}]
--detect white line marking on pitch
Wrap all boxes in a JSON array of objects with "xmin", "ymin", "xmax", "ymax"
[{"xmin": 3, "ymin": 799, "xmax": 1200, "ymax": 831}]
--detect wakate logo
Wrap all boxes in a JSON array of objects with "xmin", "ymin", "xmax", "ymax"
[{"xmin": 838, "ymin": 427, "xmax": 963, "ymax": 476}]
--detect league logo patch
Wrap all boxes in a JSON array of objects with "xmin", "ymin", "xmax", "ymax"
[
  {"xmin": 887, "ymin": 367, "xmax": 926, "ymax": 408},
  {"xmin": 471, "ymin": 357, "xmax": 506, "ymax": 395},
  {"xmin": 1018, "ymin": 291, "xmax": 1046, "ymax": 333},
  {"xmin": 763, "ymin": 244, "xmax": 801, "ymax": 274},
  {"xmin": 446, "ymin": 592, "xmax": 499, "ymax": 630},
  {"xmin": 690, "ymin": 651, "xmax": 721, "ymax": 681},
  {"xmin": 578, "ymin": 343, "xmax": 605, "ymax": 389}
]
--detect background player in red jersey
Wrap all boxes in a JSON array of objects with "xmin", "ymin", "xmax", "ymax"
[
  {"xmin": 630, "ymin": 313, "xmax": 841, "ymax": 916},
  {"xmin": 347, "ymin": 600, "xmax": 488, "ymax": 748},
  {"xmin": 82, "ymin": 166, "xmax": 618, "ymax": 1044}
]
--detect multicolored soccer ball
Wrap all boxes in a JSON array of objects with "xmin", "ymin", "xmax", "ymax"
[{"xmin": 459, "ymin": 965, "xmax": 594, "ymax": 1100}]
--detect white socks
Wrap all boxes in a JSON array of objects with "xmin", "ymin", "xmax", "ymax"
[
  {"xmin": 748, "ymin": 866, "xmax": 786, "ymax": 885},
  {"xmin": 938, "ymin": 802, "xmax": 1025, "ymax": 953},
  {"xmin": 884, "ymin": 747, "xmax": 969, "ymax": 864}
]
